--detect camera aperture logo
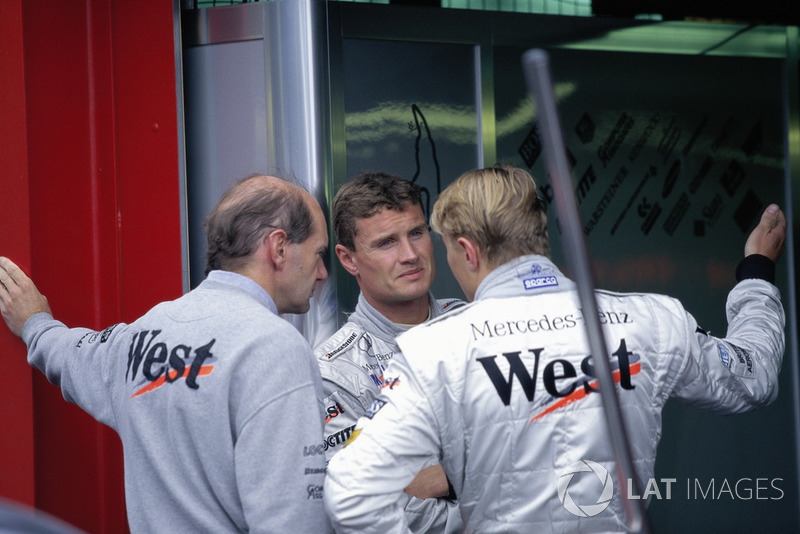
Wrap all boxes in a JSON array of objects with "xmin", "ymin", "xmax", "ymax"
[{"xmin": 558, "ymin": 460, "xmax": 614, "ymax": 517}]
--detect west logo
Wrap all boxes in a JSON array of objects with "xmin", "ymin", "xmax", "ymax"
[
  {"xmin": 126, "ymin": 330, "xmax": 216, "ymax": 398},
  {"xmin": 477, "ymin": 338, "xmax": 639, "ymax": 418},
  {"xmin": 325, "ymin": 402, "xmax": 345, "ymax": 423},
  {"xmin": 380, "ymin": 376, "xmax": 400, "ymax": 391}
]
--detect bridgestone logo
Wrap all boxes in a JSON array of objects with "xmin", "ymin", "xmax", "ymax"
[{"xmin": 323, "ymin": 332, "xmax": 358, "ymax": 359}]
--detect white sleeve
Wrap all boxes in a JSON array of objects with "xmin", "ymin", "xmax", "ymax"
[
  {"xmin": 324, "ymin": 354, "xmax": 441, "ymax": 533},
  {"xmin": 403, "ymin": 495, "xmax": 463, "ymax": 534},
  {"xmin": 671, "ymin": 279, "xmax": 785, "ymax": 412}
]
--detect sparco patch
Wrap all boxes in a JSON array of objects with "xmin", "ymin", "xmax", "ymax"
[{"xmin": 520, "ymin": 263, "xmax": 558, "ymax": 291}]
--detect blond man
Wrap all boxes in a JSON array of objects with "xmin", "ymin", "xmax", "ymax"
[{"xmin": 324, "ymin": 165, "xmax": 786, "ymax": 533}]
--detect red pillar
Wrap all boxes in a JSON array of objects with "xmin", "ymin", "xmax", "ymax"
[
  {"xmin": 1, "ymin": 1, "xmax": 184, "ymax": 531},
  {"xmin": 0, "ymin": 0, "xmax": 36, "ymax": 505}
]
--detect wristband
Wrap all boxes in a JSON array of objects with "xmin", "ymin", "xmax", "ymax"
[{"xmin": 735, "ymin": 254, "xmax": 775, "ymax": 284}]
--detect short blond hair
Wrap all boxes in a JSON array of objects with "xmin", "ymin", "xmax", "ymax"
[{"xmin": 431, "ymin": 165, "xmax": 549, "ymax": 266}]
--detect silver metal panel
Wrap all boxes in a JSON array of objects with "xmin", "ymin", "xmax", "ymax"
[
  {"xmin": 174, "ymin": 0, "xmax": 190, "ymax": 293},
  {"xmin": 184, "ymin": 38, "xmax": 269, "ymax": 285},
  {"xmin": 183, "ymin": 3, "xmax": 265, "ymax": 45},
  {"xmin": 260, "ymin": 0, "xmax": 330, "ymax": 202}
]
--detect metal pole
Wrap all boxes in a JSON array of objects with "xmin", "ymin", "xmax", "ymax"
[{"xmin": 522, "ymin": 48, "xmax": 651, "ymax": 534}]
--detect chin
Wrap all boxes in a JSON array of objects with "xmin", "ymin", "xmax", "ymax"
[
  {"xmin": 401, "ymin": 287, "xmax": 430, "ymax": 302},
  {"xmin": 287, "ymin": 304, "xmax": 311, "ymax": 315}
]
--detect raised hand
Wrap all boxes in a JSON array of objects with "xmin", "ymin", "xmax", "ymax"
[
  {"xmin": 0, "ymin": 257, "xmax": 51, "ymax": 337},
  {"xmin": 744, "ymin": 204, "xmax": 786, "ymax": 262}
]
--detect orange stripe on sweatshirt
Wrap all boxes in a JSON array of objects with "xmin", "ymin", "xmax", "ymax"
[
  {"xmin": 530, "ymin": 362, "xmax": 641, "ymax": 421},
  {"xmin": 131, "ymin": 366, "xmax": 215, "ymax": 398}
]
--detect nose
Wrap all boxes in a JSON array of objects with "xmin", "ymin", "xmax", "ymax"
[
  {"xmin": 317, "ymin": 259, "xmax": 328, "ymax": 281},
  {"xmin": 398, "ymin": 238, "xmax": 419, "ymax": 263}
]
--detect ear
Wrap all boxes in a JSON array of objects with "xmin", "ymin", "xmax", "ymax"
[
  {"xmin": 456, "ymin": 236, "xmax": 481, "ymax": 272},
  {"xmin": 335, "ymin": 244, "xmax": 359, "ymax": 276},
  {"xmin": 264, "ymin": 228, "xmax": 289, "ymax": 269}
]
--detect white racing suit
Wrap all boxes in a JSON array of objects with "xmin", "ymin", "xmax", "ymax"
[
  {"xmin": 315, "ymin": 292, "xmax": 465, "ymax": 533},
  {"xmin": 324, "ymin": 254, "xmax": 785, "ymax": 533}
]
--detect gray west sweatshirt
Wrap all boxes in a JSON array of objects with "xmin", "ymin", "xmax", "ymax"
[{"xmin": 22, "ymin": 270, "xmax": 332, "ymax": 533}]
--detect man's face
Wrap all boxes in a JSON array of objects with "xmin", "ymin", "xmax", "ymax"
[
  {"xmin": 282, "ymin": 201, "xmax": 329, "ymax": 314},
  {"xmin": 338, "ymin": 204, "xmax": 435, "ymax": 308}
]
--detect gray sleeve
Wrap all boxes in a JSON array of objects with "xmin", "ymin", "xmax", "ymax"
[{"xmin": 22, "ymin": 313, "xmax": 128, "ymax": 428}]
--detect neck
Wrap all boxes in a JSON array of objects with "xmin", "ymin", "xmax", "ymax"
[
  {"xmin": 364, "ymin": 293, "xmax": 430, "ymax": 325},
  {"xmin": 234, "ymin": 264, "xmax": 282, "ymax": 311}
]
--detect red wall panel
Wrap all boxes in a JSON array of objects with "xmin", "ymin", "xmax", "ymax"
[
  {"xmin": 0, "ymin": 0, "xmax": 35, "ymax": 505},
  {"xmin": 1, "ymin": 1, "xmax": 184, "ymax": 532},
  {"xmin": 111, "ymin": 0, "xmax": 184, "ymax": 319}
]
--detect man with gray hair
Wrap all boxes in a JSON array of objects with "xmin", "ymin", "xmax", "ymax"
[
  {"xmin": 0, "ymin": 175, "xmax": 332, "ymax": 533},
  {"xmin": 324, "ymin": 165, "xmax": 786, "ymax": 533}
]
